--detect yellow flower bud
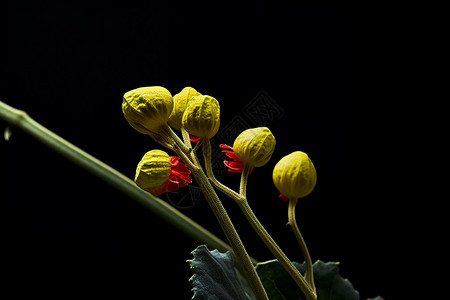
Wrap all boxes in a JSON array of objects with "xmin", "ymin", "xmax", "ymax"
[
  {"xmin": 182, "ymin": 95, "xmax": 220, "ymax": 139},
  {"xmin": 135, "ymin": 150, "xmax": 172, "ymax": 192},
  {"xmin": 233, "ymin": 127, "xmax": 276, "ymax": 167},
  {"xmin": 272, "ymin": 151, "xmax": 317, "ymax": 199},
  {"xmin": 122, "ymin": 86, "xmax": 173, "ymax": 134},
  {"xmin": 168, "ymin": 87, "xmax": 202, "ymax": 130}
]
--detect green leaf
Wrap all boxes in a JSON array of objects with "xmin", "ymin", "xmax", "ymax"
[
  {"xmin": 255, "ymin": 260, "xmax": 305, "ymax": 300},
  {"xmin": 188, "ymin": 245, "xmax": 257, "ymax": 300},
  {"xmin": 309, "ymin": 261, "xmax": 360, "ymax": 300},
  {"xmin": 188, "ymin": 246, "xmax": 364, "ymax": 300},
  {"xmin": 256, "ymin": 260, "xmax": 360, "ymax": 300}
]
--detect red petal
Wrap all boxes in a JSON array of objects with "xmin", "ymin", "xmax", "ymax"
[
  {"xmin": 219, "ymin": 144, "xmax": 253, "ymax": 174},
  {"xmin": 222, "ymin": 150, "xmax": 239, "ymax": 161},
  {"xmin": 190, "ymin": 135, "xmax": 201, "ymax": 143},
  {"xmin": 219, "ymin": 144, "xmax": 241, "ymax": 162},
  {"xmin": 166, "ymin": 180, "xmax": 185, "ymax": 191},
  {"xmin": 170, "ymin": 156, "xmax": 180, "ymax": 166},
  {"xmin": 170, "ymin": 157, "xmax": 191, "ymax": 181},
  {"xmin": 278, "ymin": 194, "xmax": 289, "ymax": 202},
  {"xmin": 148, "ymin": 156, "xmax": 192, "ymax": 196},
  {"xmin": 219, "ymin": 144, "xmax": 234, "ymax": 150},
  {"xmin": 224, "ymin": 161, "xmax": 244, "ymax": 173},
  {"xmin": 169, "ymin": 171, "xmax": 192, "ymax": 185}
]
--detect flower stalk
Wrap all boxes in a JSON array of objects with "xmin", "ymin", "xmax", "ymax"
[
  {"xmin": 202, "ymin": 139, "xmax": 243, "ymax": 201},
  {"xmin": 288, "ymin": 198, "xmax": 315, "ymax": 292},
  {"xmin": 237, "ymin": 167, "xmax": 317, "ymax": 300},
  {"xmin": 204, "ymin": 143, "xmax": 316, "ymax": 298},
  {"xmin": 202, "ymin": 124, "xmax": 316, "ymax": 299},
  {"xmin": 168, "ymin": 133, "xmax": 269, "ymax": 300}
]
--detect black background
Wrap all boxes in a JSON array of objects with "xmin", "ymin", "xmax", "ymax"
[{"xmin": 1, "ymin": 3, "xmax": 391, "ymax": 299}]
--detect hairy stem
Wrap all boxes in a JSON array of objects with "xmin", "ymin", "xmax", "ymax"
[
  {"xmin": 162, "ymin": 124, "xmax": 191, "ymax": 154},
  {"xmin": 288, "ymin": 198, "xmax": 315, "ymax": 291},
  {"xmin": 180, "ymin": 127, "xmax": 202, "ymax": 168},
  {"xmin": 238, "ymin": 198, "xmax": 316, "ymax": 300},
  {"xmin": 181, "ymin": 127, "xmax": 192, "ymax": 149},
  {"xmin": 239, "ymin": 164, "xmax": 250, "ymax": 197},
  {"xmin": 172, "ymin": 145, "xmax": 268, "ymax": 300},
  {"xmin": 202, "ymin": 139, "xmax": 243, "ymax": 201}
]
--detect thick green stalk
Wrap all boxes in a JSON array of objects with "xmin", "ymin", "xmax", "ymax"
[
  {"xmin": 0, "ymin": 100, "xmax": 230, "ymax": 253},
  {"xmin": 288, "ymin": 198, "xmax": 315, "ymax": 291}
]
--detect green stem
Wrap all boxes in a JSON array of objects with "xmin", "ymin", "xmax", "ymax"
[
  {"xmin": 237, "ymin": 168, "xmax": 316, "ymax": 300},
  {"xmin": 239, "ymin": 164, "xmax": 250, "ymax": 197},
  {"xmin": 162, "ymin": 124, "xmax": 191, "ymax": 153},
  {"xmin": 202, "ymin": 139, "xmax": 243, "ymax": 201},
  {"xmin": 181, "ymin": 127, "xmax": 193, "ymax": 149},
  {"xmin": 179, "ymin": 127, "xmax": 202, "ymax": 168},
  {"xmin": 0, "ymin": 100, "xmax": 230, "ymax": 253},
  {"xmin": 172, "ymin": 145, "xmax": 268, "ymax": 300},
  {"xmin": 238, "ymin": 199, "xmax": 316, "ymax": 300},
  {"xmin": 288, "ymin": 198, "xmax": 315, "ymax": 292}
]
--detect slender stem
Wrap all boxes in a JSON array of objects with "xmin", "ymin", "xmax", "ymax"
[
  {"xmin": 162, "ymin": 124, "xmax": 191, "ymax": 154},
  {"xmin": 154, "ymin": 129, "xmax": 267, "ymax": 298},
  {"xmin": 192, "ymin": 139, "xmax": 202, "ymax": 152},
  {"xmin": 180, "ymin": 127, "xmax": 202, "ymax": 168},
  {"xmin": 0, "ymin": 100, "xmax": 230, "ymax": 253},
  {"xmin": 174, "ymin": 144, "xmax": 200, "ymax": 172},
  {"xmin": 238, "ymin": 199, "xmax": 317, "ymax": 300},
  {"xmin": 181, "ymin": 127, "xmax": 192, "ymax": 149},
  {"xmin": 202, "ymin": 139, "xmax": 243, "ymax": 201},
  {"xmin": 172, "ymin": 146, "xmax": 268, "ymax": 300},
  {"xmin": 148, "ymin": 131, "xmax": 175, "ymax": 150},
  {"xmin": 200, "ymin": 141, "xmax": 314, "ymax": 298},
  {"xmin": 239, "ymin": 164, "xmax": 250, "ymax": 197},
  {"xmin": 288, "ymin": 198, "xmax": 315, "ymax": 291}
]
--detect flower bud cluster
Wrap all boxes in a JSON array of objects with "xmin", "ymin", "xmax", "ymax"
[
  {"xmin": 122, "ymin": 85, "xmax": 220, "ymax": 139},
  {"xmin": 123, "ymin": 86, "xmax": 221, "ymax": 196},
  {"xmin": 123, "ymin": 85, "xmax": 317, "ymax": 201}
]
